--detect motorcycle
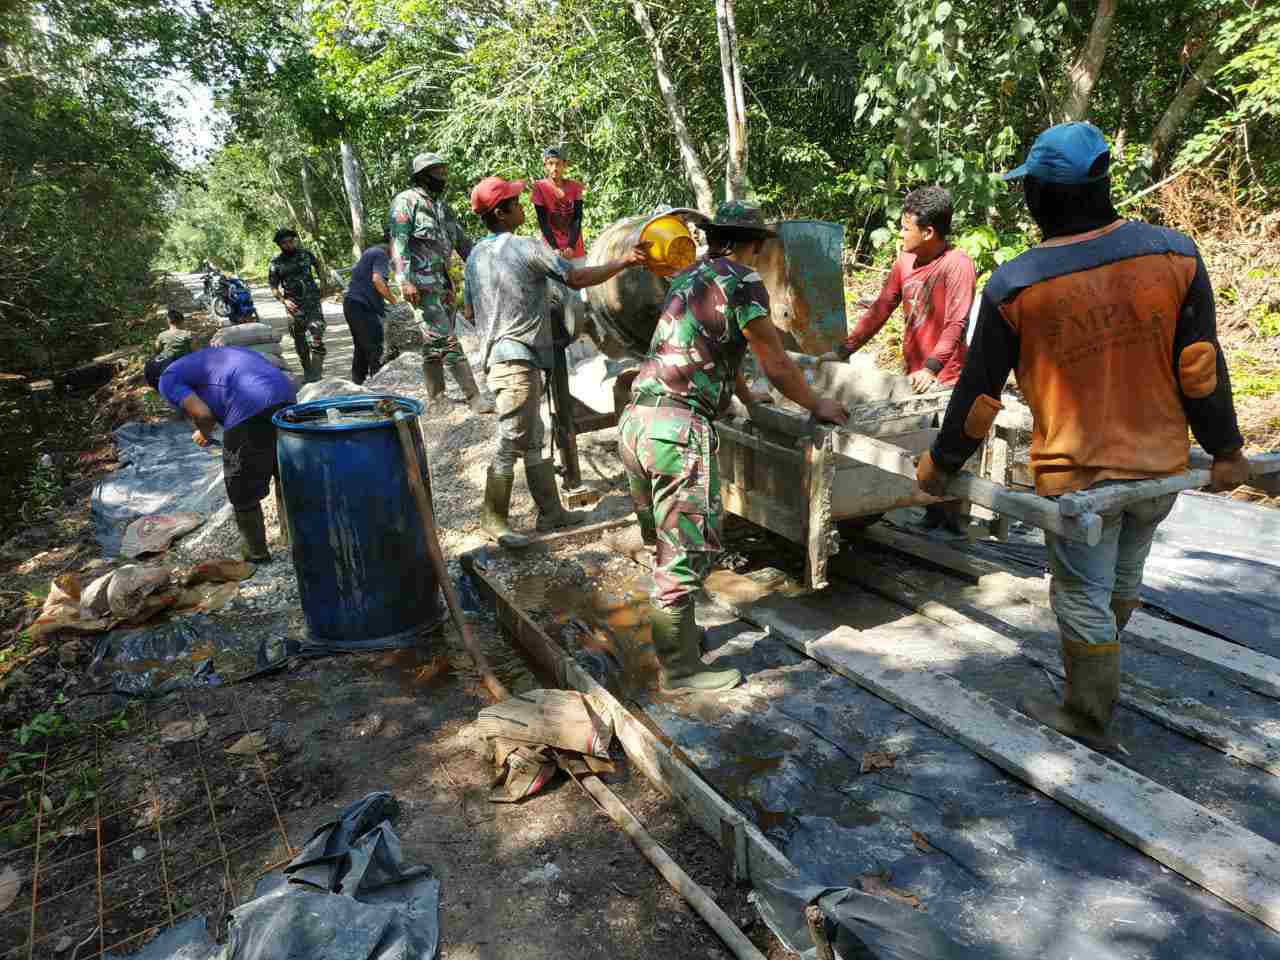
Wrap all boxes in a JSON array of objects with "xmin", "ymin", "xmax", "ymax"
[{"xmin": 204, "ymin": 272, "xmax": 259, "ymax": 325}]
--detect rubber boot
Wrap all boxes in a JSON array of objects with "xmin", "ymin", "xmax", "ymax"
[
  {"xmin": 481, "ymin": 467, "xmax": 530, "ymax": 549},
  {"xmin": 448, "ymin": 359, "xmax": 495, "ymax": 413},
  {"xmin": 526, "ymin": 461, "xmax": 583, "ymax": 532},
  {"xmin": 1021, "ymin": 634, "xmax": 1120, "ymax": 749},
  {"xmin": 234, "ymin": 505, "xmax": 271, "ymax": 563},
  {"xmin": 652, "ymin": 602, "xmax": 740, "ymax": 693},
  {"xmin": 422, "ymin": 360, "xmax": 447, "ymax": 400},
  {"xmin": 305, "ymin": 349, "xmax": 326, "ymax": 384},
  {"xmin": 294, "ymin": 337, "xmax": 312, "ymax": 381}
]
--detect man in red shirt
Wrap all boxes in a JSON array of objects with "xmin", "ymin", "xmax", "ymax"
[
  {"xmin": 833, "ymin": 186, "xmax": 975, "ymax": 394},
  {"xmin": 530, "ymin": 147, "xmax": 586, "ymax": 259}
]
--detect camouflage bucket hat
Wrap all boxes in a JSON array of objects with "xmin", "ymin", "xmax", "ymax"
[
  {"xmin": 710, "ymin": 200, "xmax": 776, "ymax": 235},
  {"xmin": 412, "ymin": 151, "xmax": 448, "ymax": 175}
]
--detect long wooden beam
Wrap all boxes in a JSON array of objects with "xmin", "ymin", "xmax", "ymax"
[
  {"xmin": 459, "ymin": 551, "xmax": 799, "ymax": 892},
  {"xmin": 832, "ymin": 431, "xmax": 1103, "ymax": 544},
  {"xmin": 1057, "ymin": 453, "xmax": 1280, "ymax": 516}
]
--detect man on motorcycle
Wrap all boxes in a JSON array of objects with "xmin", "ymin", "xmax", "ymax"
[{"xmin": 268, "ymin": 227, "xmax": 327, "ymax": 383}]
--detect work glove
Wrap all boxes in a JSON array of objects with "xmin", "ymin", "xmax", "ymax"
[
  {"xmin": 1208, "ymin": 449, "xmax": 1250, "ymax": 492},
  {"xmin": 916, "ymin": 450, "xmax": 951, "ymax": 497}
]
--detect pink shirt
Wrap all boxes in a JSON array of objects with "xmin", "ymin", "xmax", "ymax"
[{"xmin": 530, "ymin": 178, "xmax": 585, "ymax": 257}]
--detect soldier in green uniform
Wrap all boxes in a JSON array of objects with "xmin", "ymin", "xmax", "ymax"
[
  {"xmin": 268, "ymin": 227, "xmax": 327, "ymax": 383},
  {"xmin": 619, "ymin": 202, "xmax": 849, "ymax": 693},
  {"xmin": 389, "ymin": 151, "xmax": 494, "ymax": 413}
]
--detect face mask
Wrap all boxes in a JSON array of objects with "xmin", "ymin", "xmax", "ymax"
[{"xmin": 422, "ymin": 173, "xmax": 447, "ymax": 194}]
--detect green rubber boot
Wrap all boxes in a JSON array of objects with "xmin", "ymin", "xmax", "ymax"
[
  {"xmin": 422, "ymin": 360, "xmax": 446, "ymax": 400},
  {"xmin": 1021, "ymin": 634, "xmax": 1120, "ymax": 749},
  {"xmin": 481, "ymin": 467, "xmax": 530, "ymax": 549},
  {"xmin": 653, "ymin": 602, "xmax": 740, "ymax": 693},
  {"xmin": 448, "ymin": 359, "xmax": 495, "ymax": 413},
  {"xmin": 526, "ymin": 461, "xmax": 583, "ymax": 532},
  {"xmin": 234, "ymin": 505, "xmax": 271, "ymax": 563}
]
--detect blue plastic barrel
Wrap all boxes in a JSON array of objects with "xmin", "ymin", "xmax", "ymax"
[{"xmin": 273, "ymin": 395, "xmax": 442, "ymax": 648}]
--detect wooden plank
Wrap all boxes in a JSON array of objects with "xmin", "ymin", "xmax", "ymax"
[
  {"xmin": 712, "ymin": 600, "xmax": 1280, "ymax": 932},
  {"xmin": 522, "ymin": 515, "xmax": 637, "ymax": 551},
  {"xmin": 829, "ymin": 466, "xmax": 944, "ymax": 518},
  {"xmin": 716, "ymin": 422, "xmax": 804, "ymax": 464},
  {"xmin": 803, "ymin": 427, "xmax": 835, "ymax": 590},
  {"xmin": 460, "ymin": 553, "xmax": 799, "ymax": 891},
  {"xmin": 831, "ymin": 431, "xmax": 1103, "ymax": 545},
  {"xmin": 858, "ymin": 525, "xmax": 1280, "ymax": 700},
  {"xmin": 722, "ymin": 482, "xmax": 806, "ymax": 542},
  {"xmin": 1058, "ymin": 453, "xmax": 1280, "ymax": 517},
  {"xmin": 832, "ymin": 557, "xmax": 1280, "ymax": 777}
]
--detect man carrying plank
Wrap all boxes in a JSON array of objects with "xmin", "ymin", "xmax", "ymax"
[{"xmin": 916, "ymin": 122, "xmax": 1250, "ymax": 747}]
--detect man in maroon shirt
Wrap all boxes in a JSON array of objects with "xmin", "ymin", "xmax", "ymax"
[{"xmin": 832, "ymin": 186, "xmax": 976, "ymax": 394}]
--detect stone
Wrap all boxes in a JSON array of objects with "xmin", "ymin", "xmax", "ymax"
[{"xmin": 58, "ymin": 641, "xmax": 79, "ymax": 668}]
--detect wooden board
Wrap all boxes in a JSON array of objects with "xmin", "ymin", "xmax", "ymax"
[
  {"xmin": 859, "ymin": 525, "xmax": 1280, "ymax": 700},
  {"xmin": 701, "ymin": 578, "xmax": 1280, "ymax": 934},
  {"xmin": 832, "ymin": 557, "xmax": 1280, "ymax": 777},
  {"xmin": 460, "ymin": 552, "xmax": 799, "ymax": 891}
]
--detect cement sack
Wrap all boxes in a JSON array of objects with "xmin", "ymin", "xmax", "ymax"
[
  {"xmin": 243, "ymin": 343, "xmax": 288, "ymax": 369},
  {"xmin": 297, "ymin": 378, "xmax": 365, "ymax": 403},
  {"xmin": 211, "ymin": 323, "xmax": 278, "ymax": 348},
  {"xmin": 475, "ymin": 689, "xmax": 613, "ymax": 759}
]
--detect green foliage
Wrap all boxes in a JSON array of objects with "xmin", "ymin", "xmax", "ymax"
[{"xmin": 952, "ymin": 225, "xmax": 1030, "ymax": 276}]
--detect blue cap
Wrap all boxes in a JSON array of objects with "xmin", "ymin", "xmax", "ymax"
[{"xmin": 1003, "ymin": 122, "xmax": 1110, "ymax": 184}]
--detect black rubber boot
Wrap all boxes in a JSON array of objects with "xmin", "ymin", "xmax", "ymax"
[
  {"xmin": 1021, "ymin": 634, "xmax": 1120, "ymax": 749},
  {"xmin": 234, "ymin": 505, "xmax": 271, "ymax": 563},
  {"xmin": 526, "ymin": 461, "xmax": 583, "ymax": 532},
  {"xmin": 422, "ymin": 360, "xmax": 446, "ymax": 400},
  {"xmin": 305, "ymin": 348, "xmax": 326, "ymax": 384},
  {"xmin": 448, "ymin": 359, "xmax": 495, "ymax": 413},
  {"xmin": 652, "ymin": 602, "xmax": 740, "ymax": 693},
  {"xmin": 293, "ymin": 337, "xmax": 312, "ymax": 381},
  {"xmin": 481, "ymin": 467, "xmax": 530, "ymax": 549}
]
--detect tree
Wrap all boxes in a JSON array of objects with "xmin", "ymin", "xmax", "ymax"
[
  {"xmin": 1062, "ymin": 0, "xmax": 1120, "ymax": 121},
  {"xmin": 340, "ymin": 139, "xmax": 367, "ymax": 257},
  {"xmin": 716, "ymin": 0, "xmax": 750, "ymax": 200},
  {"xmin": 631, "ymin": 0, "xmax": 715, "ymax": 213}
]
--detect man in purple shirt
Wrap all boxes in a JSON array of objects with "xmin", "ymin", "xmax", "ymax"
[{"xmin": 148, "ymin": 347, "xmax": 297, "ymax": 561}]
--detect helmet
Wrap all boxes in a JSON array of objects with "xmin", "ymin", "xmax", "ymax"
[{"xmin": 412, "ymin": 152, "xmax": 448, "ymax": 176}]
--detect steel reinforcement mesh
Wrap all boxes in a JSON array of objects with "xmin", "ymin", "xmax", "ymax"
[{"xmin": 0, "ymin": 688, "xmax": 295, "ymax": 959}]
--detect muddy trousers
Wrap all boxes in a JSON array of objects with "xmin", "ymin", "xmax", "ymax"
[
  {"xmin": 222, "ymin": 403, "xmax": 289, "ymax": 511},
  {"xmin": 289, "ymin": 304, "xmax": 327, "ymax": 380},
  {"xmin": 489, "ymin": 361, "xmax": 548, "ymax": 477},
  {"xmin": 617, "ymin": 401, "xmax": 722, "ymax": 611},
  {"xmin": 1044, "ymin": 487, "xmax": 1179, "ymax": 646}
]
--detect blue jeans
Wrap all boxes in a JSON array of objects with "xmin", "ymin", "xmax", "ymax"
[{"xmin": 1045, "ymin": 487, "xmax": 1178, "ymax": 645}]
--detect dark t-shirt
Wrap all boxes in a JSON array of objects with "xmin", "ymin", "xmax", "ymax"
[{"xmin": 345, "ymin": 245, "xmax": 392, "ymax": 313}]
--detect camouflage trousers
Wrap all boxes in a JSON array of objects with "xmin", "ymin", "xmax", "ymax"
[
  {"xmin": 618, "ymin": 402, "xmax": 722, "ymax": 610},
  {"xmin": 288, "ymin": 301, "xmax": 326, "ymax": 357},
  {"xmin": 416, "ymin": 291, "xmax": 464, "ymax": 365}
]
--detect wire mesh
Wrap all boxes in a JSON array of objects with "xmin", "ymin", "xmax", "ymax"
[{"xmin": 0, "ymin": 685, "xmax": 296, "ymax": 960}]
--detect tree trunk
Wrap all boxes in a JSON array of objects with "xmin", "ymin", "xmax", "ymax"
[
  {"xmin": 1149, "ymin": 43, "xmax": 1230, "ymax": 171},
  {"xmin": 268, "ymin": 164, "xmax": 303, "ymax": 228},
  {"xmin": 716, "ymin": 0, "xmax": 749, "ymax": 200},
  {"xmin": 299, "ymin": 155, "xmax": 323, "ymax": 242},
  {"xmin": 630, "ymin": 0, "xmax": 715, "ymax": 214},
  {"xmin": 1062, "ymin": 0, "xmax": 1119, "ymax": 121},
  {"xmin": 339, "ymin": 139, "xmax": 367, "ymax": 260}
]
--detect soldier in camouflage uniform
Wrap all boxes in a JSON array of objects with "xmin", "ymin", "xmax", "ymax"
[
  {"xmin": 389, "ymin": 151, "xmax": 494, "ymax": 413},
  {"xmin": 619, "ymin": 201, "xmax": 849, "ymax": 693},
  {"xmin": 268, "ymin": 228, "xmax": 327, "ymax": 383}
]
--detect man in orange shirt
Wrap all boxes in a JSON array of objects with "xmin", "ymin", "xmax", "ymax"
[
  {"xmin": 530, "ymin": 147, "xmax": 586, "ymax": 259},
  {"xmin": 918, "ymin": 123, "xmax": 1249, "ymax": 748},
  {"xmin": 833, "ymin": 186, "xmax": 975, "ymax": 394}
]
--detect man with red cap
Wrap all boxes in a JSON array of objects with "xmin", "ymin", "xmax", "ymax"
[{"xmin": 464, "ymin": 176, "xmax": 649, "ymax": 548}]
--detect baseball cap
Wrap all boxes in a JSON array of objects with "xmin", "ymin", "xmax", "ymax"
[
  {"xmin": 471, "ymin": 176, "xmax": 526, "ymax": 215},
  {"xmin": 1003, "ymin": 122, "xmax": 1110, "ymax": 184},
  {"xmin": 543, "ymin": 146, "xmax": 564, "ymax": 160}
]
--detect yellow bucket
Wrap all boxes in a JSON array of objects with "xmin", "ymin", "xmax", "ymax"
[{"xmin": 639, "ymin": 214, "xmax": 697, "ymax": 278}]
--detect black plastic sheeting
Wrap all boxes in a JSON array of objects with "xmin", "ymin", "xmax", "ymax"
[
  {"xmin": 105, "ymin": 793, "xmax": 440, "ymax": 960},
  {"xmin": 89, "ymin": 616, "xmax": 290, "ymax": 697},
  {"xmin": 610, "ymin": 617, "xmax": 1280, "ymax": 960},
  {"xmin": 92, "ymin": 420, "xmax": 228, "ymax": 557},
  {"xmin": 913, "ymin": 491, "xmax": 1280, "ymax": 655}
]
